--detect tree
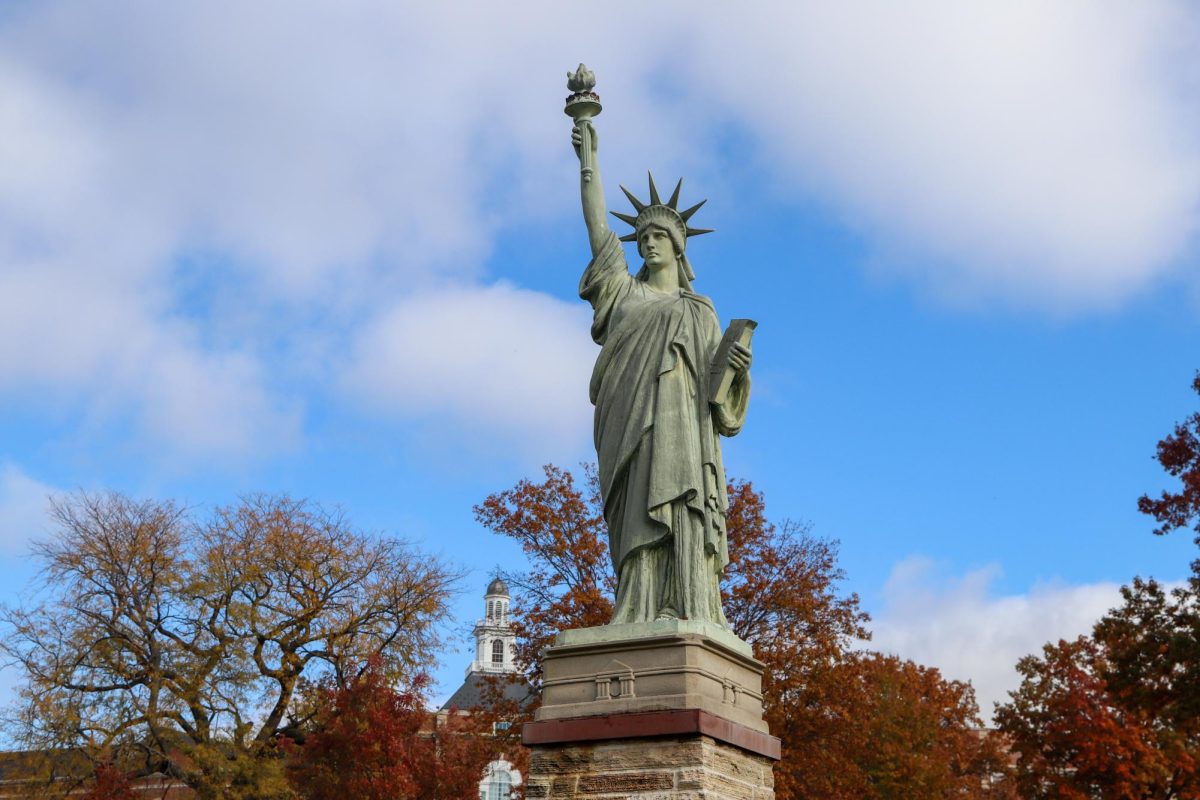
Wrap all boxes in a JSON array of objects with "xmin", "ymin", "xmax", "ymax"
[
  {"xmin": 796, "ymin": 653, "xmax": 1014, "ymax": 800},
  {"xmin": 79, "ymin": 763, "xmax": 137, "ymax": 800},
  {"xmin": 1138, "ymin": 371, "xmax": 1200, "ymax": 552},
  {"xmin": 476, "ymin": 465, "xmax": 1007, "ymax": 799},
  {"xmin": 996, "ymin": 369, "xmax": 1200, "ymax": 798},
  {"xmin": 284, "ymin": 658, "xmax": 501, "ymax": 800},
  {"xmin": 1, "ymin": 492, "xmax": 459, "ymax": 799},
  {"xmin": 995, "ymin": 579, "xmax": 1200, "ymax": 799},
  {"xmin": 473, "ymin": 464, "xmax": 613, "ymax": 686}
]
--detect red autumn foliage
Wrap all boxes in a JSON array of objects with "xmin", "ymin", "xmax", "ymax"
[
  {"xmin": 1138, "ymin": 371, "xmax": 1200, "ymax": 551},
  {"xmin": 996, "ymin": 579, "xmax": 1200, "ymax": 799},
  {"xmin": 285, "ymin": 658, "xmax": 501, "ymax": 800},
  {"xmin": 79, "ymin": 763, "xmax": 138, "ymax": 800},
  {"xmin": 477, "ymin": 465, "xmax": 1010, "ymax": 799},
  {"xmin": 997, "ymin": 369, "xmax": 1200, "ymax": 798}
]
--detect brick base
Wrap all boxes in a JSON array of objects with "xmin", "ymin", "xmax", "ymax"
[{"xmin": 525, "ymin": 734, "xmax": 774, "ymax": 800}]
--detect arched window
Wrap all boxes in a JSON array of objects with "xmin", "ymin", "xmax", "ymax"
[
  {"xmin": 487, "ymin": 601, "xmax": 494, "ymax": 619},
  {"xmin": 483, "ymin": 772, "xmax": 511, "ymax": 800},
  {"xmin": 479, "ymin": 759, "xmax": 520, "ymax": 800},
  {"xmin": 491, "ymin": 639, "xmax": 504, "ymax": 665}
]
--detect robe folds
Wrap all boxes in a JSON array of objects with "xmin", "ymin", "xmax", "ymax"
[{"xmin": 579, "ymin": 231, "xmax": 749, "ymax": 626}]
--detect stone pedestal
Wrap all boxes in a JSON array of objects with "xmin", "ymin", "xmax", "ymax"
[{"xmin": 523, "ymin": 621, "xmax": 779, "ymax": 799}]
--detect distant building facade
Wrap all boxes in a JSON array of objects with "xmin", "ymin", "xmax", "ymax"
[
  {"xmin": 468, "ymin": 577, "xmax": 518, "ymax": 675},
  {"xmin": 441, "ymin": 577, "xmax": 532, "ymax": 800}
]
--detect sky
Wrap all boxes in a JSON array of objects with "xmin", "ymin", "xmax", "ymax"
[{"xmin": 1, "ymin": 0, "xmax": 1199, "ymax": 726}]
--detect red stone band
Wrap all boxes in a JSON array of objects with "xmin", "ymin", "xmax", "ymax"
[{"xmin": 522, "ymin": 709, "xmax": 781, "ymax": 761}]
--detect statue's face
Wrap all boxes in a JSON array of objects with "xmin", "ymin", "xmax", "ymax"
[{"xmin": 637, "ymin": 226, "xmax": 679, "ymax": 271}]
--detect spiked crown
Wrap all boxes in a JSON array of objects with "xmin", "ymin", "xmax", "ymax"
[{"xmin": 611, "ymin": 172, "xmax": 713, "ymax": 249}]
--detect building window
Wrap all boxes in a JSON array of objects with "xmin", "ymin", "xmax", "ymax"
[
  {"xmin": 481, "ymin": 772, "xmax": 511, "ymax": 800},
  {"xmin": 487, "ymin": 601, "xmax": 494, "ymax": 619},
  {"xmin": 479, "ymin": 759, "xmax": 521, "ymax": 800},
  {"xmin": 492, "ymin": 639, "xmax": 504, "ymax": 664}
]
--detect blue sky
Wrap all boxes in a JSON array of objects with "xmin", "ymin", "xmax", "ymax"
[{"xmin": 1, "ymin": 0, "xmax": 1199, "ymax": 723}]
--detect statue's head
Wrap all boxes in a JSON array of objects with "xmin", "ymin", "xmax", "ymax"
[
  {"xmin": 636, "ymin": 224, "xmax": 679, "ymax": 261},
  {"xmin": 612, "ymin": 173, "xmax": 712, "ymax": 289}
]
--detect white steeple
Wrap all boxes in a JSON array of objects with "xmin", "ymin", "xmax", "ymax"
[{"xmin": 468, "ymin": 577, "xmax": 518, "ymax": 675}]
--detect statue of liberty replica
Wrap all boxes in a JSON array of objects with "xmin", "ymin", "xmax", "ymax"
[
  {"xmin": 568, "ymin": 64, "xmax": 754, "ymax": 629},
  {"xmin": 522, "ymin": 65, "xmax": 777, "ymax": 800}
]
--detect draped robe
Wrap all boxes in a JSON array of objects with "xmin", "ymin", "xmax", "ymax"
[{"xmin": 579, "ymin": 231, "xmax": 749, "ymax": 626}]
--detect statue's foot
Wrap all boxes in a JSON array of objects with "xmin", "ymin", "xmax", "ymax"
[{"xmin": 655, "ymin": 608, "xmax": 678, "ymax": 621}]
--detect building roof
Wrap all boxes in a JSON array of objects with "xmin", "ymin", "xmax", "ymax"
[
  {"xmin": 486, "ymin": 577, "xmax": 509, "ymax": 596},
  {"xmin": 0, "ymin": 749, "xmax": 195, "ymax": 798},
  {"xmin": 440, "ymin": 671, "xmax": 535, "ymax": 712},
  {"xmin": 0, "ymin": 748, "xmax": 90, "ymax": 783}
]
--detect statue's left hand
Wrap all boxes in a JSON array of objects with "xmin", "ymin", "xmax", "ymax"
[{"xmin": 729, "ymin": 342, "xmax": 752, "ymax": 376}]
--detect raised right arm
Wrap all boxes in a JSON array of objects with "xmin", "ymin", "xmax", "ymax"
[{"xmin": 572, "ymin": 121, "xmax": 610, "ymax": 257}]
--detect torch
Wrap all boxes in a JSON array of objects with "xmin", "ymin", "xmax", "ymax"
[{"xmin": 565, "ymin": 64, "xmax": 602, "ymax": 183}]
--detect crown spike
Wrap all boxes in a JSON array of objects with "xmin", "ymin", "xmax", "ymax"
[
  {"xmin": 686, "ymin": 227, "xmax": 714, "ymax": 237},
  {"xmin": 619, "ymin": 185, "xmax": 646, "ymax": 213},
  {"xmin": 668, "ymin": 178, "xmax": 683, "ymax": 209},
  {"xmin": 619, "ymin": 232, "xmax": 639, "ymax": 242},
  {"xmin": 610, "ymin": 211, "xmax": 638, "ymax": 227},
  {"xmin": 647, "ymin": 172, "xmax": 661, "ymax": 206},
  {"xmin": 680, "ymin": 199, "xmax": 707, "ymax": 222}
]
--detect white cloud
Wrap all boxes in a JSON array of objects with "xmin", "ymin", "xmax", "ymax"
[
  {"xmin": 0, "ymin": 2, "xmax": 614, "ymax": 462},
  {"xmin": 686, "ymin": 1, "xmax": 1200, "ymax": 308},
  {"xmin": 869, "ymin": 557, "xmax": 1128, "ymax": 722},
  {"xmin": 0, "ymin": 464, "xmax": 57, "ymax": 556},
  {"xmin": 344, "ymin": 284, "xmax": 595, "ymax": 457},
  {"xmin": 0, "ymin": 1, "xmax": 1196, "ymax": 463}
]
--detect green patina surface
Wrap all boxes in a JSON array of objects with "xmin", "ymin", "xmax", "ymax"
[{"xmin": 567, "ymin": 65, "xmax": 755, "ymax": 632}]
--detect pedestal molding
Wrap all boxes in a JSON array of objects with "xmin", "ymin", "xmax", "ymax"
[{"xmin": 523, "ymin": 708, "xmax": 781, "ymax": 760}]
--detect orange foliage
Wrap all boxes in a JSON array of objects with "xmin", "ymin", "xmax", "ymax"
[
  {"xmin": 996, "ymin": 579, "xmax": 1200, "ymax": 798},
  {"xmin": 997, "ymin": 369, "xmax": 1200, "ymax": 798},
  {"xmin": 285, "ymin": 659, "xmax": 501, "ymax": 800},
  {"xmin": 477, "ymin": 465, "xmax": 1011, "ymax": 799},
  {"xmin": 791, "ymin": 653, "xmax": 1015, "ymax": 800},
  {"xmin": 474, "ymin": 464, "xmax": 614, "ymax": 687}
]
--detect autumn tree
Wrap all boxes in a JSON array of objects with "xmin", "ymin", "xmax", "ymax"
[
  {"xmin": 474, "ymin": 464, "xmax": 613, "ymax": 686},
  {"xmin": 1138, "ymin": 371, "xmax": 1200, "ymax": 553},
  {"xmin": 799, "ymin": 653, "xmax": 1015, "ymax": 800},
  {"xmin": 996, "ymin": 578, "xmax": 1200, "ymax": 799},
  {"xmin": 994, "ymin": 369, "xmax": 1200, "ymax": 798},
  {"xmin": 1, "ymin": 492, "xmax": 459, "ymax": 800},
  {"xmin": 285, "ymin": 658, "xmax": 501, "ymax": 800},
  {"xmin": 724, "ymin": 483, "xmax": 1009, "ymax": 799},
  {"xmin": 79, "ymin": 763, "xmax": 138, "ymax": 800},
  {"xmin": 476, "ymin": 464, "xmax": 1007, "ymax": 799},
  {"xmin": 0, "ymin": 752, "xmax": 140, "ymax": 800}
]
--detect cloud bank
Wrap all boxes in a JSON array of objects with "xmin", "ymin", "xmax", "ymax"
[
  {"xmin": 869, "ymin": 557, "xmax": 1134, "ymax": 721},
  {"xmin": 344, "ymin": 284, "xmax": 595, "ymax": 457},
  {"xmin": 691, "ymin": 1, "xmax": 1200, "ymax": 308},
  {"xmin": 0, "ymin": 463, "xmax": 57, "ymax": 556},
  {"xmin": 0, "ymin": 1, "xmax": 1196, "ymax": 463}
]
